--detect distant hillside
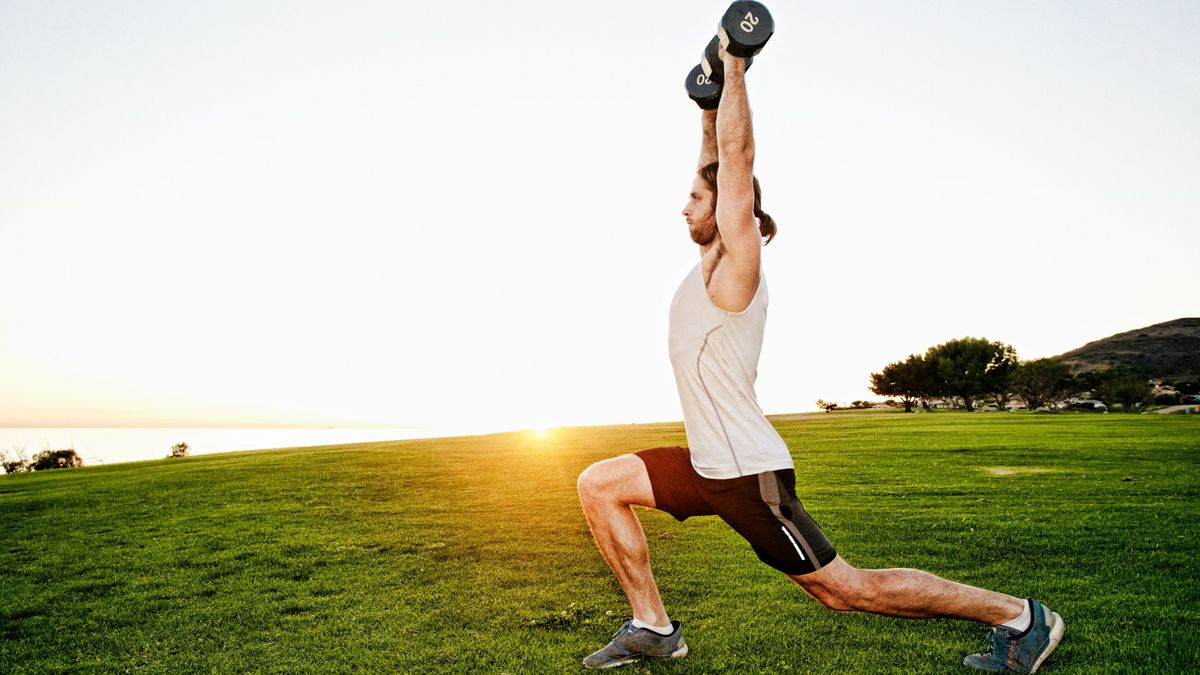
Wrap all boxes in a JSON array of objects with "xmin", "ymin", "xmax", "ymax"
[{"xmin": 1055, "ymin": 318, "xmax": 1200, "ymax": 382}]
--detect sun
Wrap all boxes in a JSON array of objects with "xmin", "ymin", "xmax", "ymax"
[{"xmin": 527, "ymin": 426, "xmax": 557, "ymax": 440}]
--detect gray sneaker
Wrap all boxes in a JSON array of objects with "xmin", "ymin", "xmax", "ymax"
[
  {"xmin": 582, "ymin": 620, "xmax": 688, "ymax": 669},
  {"xmin": 964, "ymin": 598, "xmax": 1065, "ymax": 673}
]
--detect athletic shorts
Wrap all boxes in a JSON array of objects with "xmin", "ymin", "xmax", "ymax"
[{"xmin": 635, "ymin": 446, "xmax": 837, "ymax": 576}]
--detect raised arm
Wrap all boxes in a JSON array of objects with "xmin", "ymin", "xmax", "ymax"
[
  {"xmin": 698, "ymin": 109, "xmax": 718, "ymax": 171},
  {"xmin": 711, "ymin": 47, "xmax": 761, "ymax": 310}
]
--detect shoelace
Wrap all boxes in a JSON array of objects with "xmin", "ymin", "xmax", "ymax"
[
  {"xmin": 611, "ymin": 621, "xmax": 635, "ymax": 641},
  {"xmin": 984, "ymin": 628, "xmax": 1020, "ymax": 665}
]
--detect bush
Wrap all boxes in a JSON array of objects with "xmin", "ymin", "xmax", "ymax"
[
  {"xmin": 168, "ymin": 442, "xmax": 190, "ymax": 458},
  {"xmin": 1155, "ymin": 392, "xmax": 1181, "ymax": 405},
  {"xmin": 30, "ymin": 448, "xmax": 83, "ymax": 471},
  {"xmin": 2, "ymin": 450, "xmax": 28, "ymax": 475}
]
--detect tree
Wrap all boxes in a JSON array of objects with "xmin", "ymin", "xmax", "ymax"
[
  {"xmin": 1155, "ymin": 391, "xmax": 1181, "ymax": 405},
  {"xmin": 30, "ymin": 448, "xmax": 83, "ymax": 471},
  {"xmin": 1070, "ymin": 370, "xmax": 1105, "ymax": 399},
  {"xmin": 986, "ymin": 344, "xmax": 1020, "ymax": 411},
  {"xmin": 1175, "ymin": 381, "xmax": 1199, "ymax": 396},
  {"xmin": 925, "ymin": 338, "xmax": 1016, "ymax": 412},
  {"xmin": 1009, "ymin": 358, "xmax": 1073, "ymax": 411},
  {"xmin": 1096, "ymin": 369, "xmax": 1153, "ymax": 413},
  {"xmin": 870, "ymin": 354, "xmax": 936, "ymax": 413},
  {"xmin": 169, "ymin": 442, "xmax": 190, "ymax": 458},
  {"xmin": 815, "ymin": 399, "xmax": 838, "ymax": 413},
  {"xmin": 2, "ymin": 448, "xmax": 29, "ymax": 474}
]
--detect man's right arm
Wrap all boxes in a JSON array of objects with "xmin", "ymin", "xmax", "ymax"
[{"xmin": 697, "ymin": 109, "xmax": 718, "ymax": 171}]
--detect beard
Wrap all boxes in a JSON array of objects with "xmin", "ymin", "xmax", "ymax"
[{"xmin": 689, "ymin": 219, "xmax": 718, "ymax": 246}]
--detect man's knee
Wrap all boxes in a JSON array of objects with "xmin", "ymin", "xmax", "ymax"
[
  {"xmin": 577, "ymin": 457, "xmax": 627, "ymax": 501},
  {"xmin": 577, "ymin": 462, "xmax": 609, "ymax": 500},
  {"xmin": 577, "ymin": 455, "xmax": 652, "ymax": 508},
  {"xmin": 793, "ymin": 559, "xmax": 872, "ymax": 612}
]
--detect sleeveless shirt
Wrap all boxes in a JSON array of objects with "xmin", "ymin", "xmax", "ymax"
[{"xmin": 667, "ymin": 261, "xmax": 793, "ymax": 479}]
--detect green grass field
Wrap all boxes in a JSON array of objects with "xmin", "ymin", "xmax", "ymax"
[{"xmin": 2, "ymin": 412, "xmax": 1198, "ymax": 674}]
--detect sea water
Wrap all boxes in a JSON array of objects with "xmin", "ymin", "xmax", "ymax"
[{"xmin": 0, "ymin": 426, "xmax": 479, "ymax": 468}]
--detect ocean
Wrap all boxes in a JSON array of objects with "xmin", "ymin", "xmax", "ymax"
[{"xmin": 0, "ymin": 426, "xmax": 481, "ymax": 468}]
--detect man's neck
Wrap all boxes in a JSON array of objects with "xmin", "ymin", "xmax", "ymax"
[{"xmin": 699, "ymin": 235, "xmax": 722, "ymax": 258}]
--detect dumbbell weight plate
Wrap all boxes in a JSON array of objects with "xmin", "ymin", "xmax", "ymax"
[
  {"xmin": 685, "ymin": 64, "xmax": 721, "ymax": 110},
  {"xmin": 700, "ymin": 35, "xmax": 753, "ymax": 85},
  {"xmin": 717, "ymin": 1, "xmax": 773, "ymax": 58}
]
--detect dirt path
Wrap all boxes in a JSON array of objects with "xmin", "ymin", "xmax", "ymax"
[{"xmin": 1149, "ymin": 404, "xmax": 1200, "ymax": 414}]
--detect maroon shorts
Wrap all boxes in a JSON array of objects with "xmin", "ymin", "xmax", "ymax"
[{"xmin": 635, "ymin": 446, "xmax": 837, "ymax": 576}]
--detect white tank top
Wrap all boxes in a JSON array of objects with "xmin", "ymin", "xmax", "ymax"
[{"xmin": 667, "ymin": 261, "xmax": 793, "ymax": 478}]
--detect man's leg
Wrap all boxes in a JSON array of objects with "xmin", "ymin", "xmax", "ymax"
[
  {"xmin": 794, "ymin": 557, "xmax": 1063, "ymax": 673},
  {"xmin": 576, "ymin": 454, "xmax": 670, "ymax": 627},
  {"xmin": 789, "ymin": 555, "xmax": 1023, "ymax": 624}
]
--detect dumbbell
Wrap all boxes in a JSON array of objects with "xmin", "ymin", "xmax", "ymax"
[
  {"xmin": 686, "ymin": 46, "xmax": 754, "ymax": 109},
  {"xmin": 717, "ymin": 1, "xmax": 773, "ymax": 57},
  {"xmin": 686, "ymin": 65, "xmax": 722, "ymax": 109},
  {"xmin": 685, "ymin": 1, "xmax": 774, "ymax": 109}
]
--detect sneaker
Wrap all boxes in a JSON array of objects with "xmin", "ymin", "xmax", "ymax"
[
  {"xmin": 964, "ymin": 598, "xmax": 1065, "ymax": 674},
  {"xmin": 582, "ymin": 620, "xmax": 688, "ymax": 669}
]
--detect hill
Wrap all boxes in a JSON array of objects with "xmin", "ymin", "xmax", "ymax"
[{"xmin": 1055, "ymin": 317, "xmax": 1200, "ymax": 382}]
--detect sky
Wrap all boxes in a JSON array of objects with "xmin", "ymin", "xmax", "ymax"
[{"xmin": 1, "ymin": 0, "xmax": 1197, "ymax": 431}]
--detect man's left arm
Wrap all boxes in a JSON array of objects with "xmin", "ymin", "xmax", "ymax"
[{"xmin": 712, "ymin": 48, "xmax": 761, "ymax": 311}]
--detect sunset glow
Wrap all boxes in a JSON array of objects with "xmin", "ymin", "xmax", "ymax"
[{"xmin": 1, "ymin": 2, "xmax": 1196, "ymax": 430}]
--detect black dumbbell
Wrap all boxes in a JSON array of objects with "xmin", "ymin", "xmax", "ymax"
[
  {"xmin": 717, "ymin": 1, "xmax": 773, "ymax": 58},
  {"xmin": 700, "ymin": 35, "xmax": 753, "ymax": 86},
  {"xmin": 686, "ymin": 1, "xmax": 774, "ymax": 109},
  {"xmin": 685, "ymin": 64, "xmax": 722, "ymax": 110}
]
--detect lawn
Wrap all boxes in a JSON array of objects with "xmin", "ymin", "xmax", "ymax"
[{"xmin": 1, "ymin": 412, "xmax": 1197, "ymax": 673}]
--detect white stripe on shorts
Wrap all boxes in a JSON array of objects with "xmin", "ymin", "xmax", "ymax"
[{"xmin": 780, "ymin": 526, "xmax": 807, "ymax": 561}]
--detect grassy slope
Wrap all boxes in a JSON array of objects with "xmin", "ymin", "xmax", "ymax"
[{"xmin": 1, "ymin": 413, "xmax": 1198, "ymax": 674}]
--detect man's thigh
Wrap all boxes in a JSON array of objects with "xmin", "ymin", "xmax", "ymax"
[
  {"xmin": 634, "ymin": 446, "xmax": 717, "ymax": 521},
  {"xmin": 704, "ymin": 470, "xmax": 837, "ymax": 575}
]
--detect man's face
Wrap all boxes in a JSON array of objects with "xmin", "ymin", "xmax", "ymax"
[{"xmin": 682, "ymin": 175, "xmax": 717, "ymax": 246}]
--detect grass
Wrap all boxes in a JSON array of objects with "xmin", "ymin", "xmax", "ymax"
[{"xmin": 1, "ymin": 412, "xmax": 1198, "ymax": 674}]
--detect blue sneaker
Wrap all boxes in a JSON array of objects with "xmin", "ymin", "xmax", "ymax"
[
  {"xmin": 582, "ymin": 620, "xmax": 688, "ymax": 669},
  {"xmin": 964, "ymin": 599, "xmax": 1065, "ymax": 673}
]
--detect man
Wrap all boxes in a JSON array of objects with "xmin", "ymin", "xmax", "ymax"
[{"xmin": 575, "ymin": 42, "xmax": 1064, "ymax": 673}]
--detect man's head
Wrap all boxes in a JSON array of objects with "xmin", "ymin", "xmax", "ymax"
[{"xmin": 682, "ymin": 162, "xmax": 777, "ymax": 247}]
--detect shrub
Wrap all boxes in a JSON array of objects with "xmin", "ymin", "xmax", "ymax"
[
  {"xmin": 1155, "ymin": 392, "xmax": 1181, "ymax": 405},
  {"xmin": 168, "ymin": 442, "xmax": 190, "ymax": 458},
  {"xmin": 2, "ymin": 450, "xmax": 28, "ymax": 474},
  {"xmin": 30, "ymin": 448, "xmax": 83, "ymax": 471}
]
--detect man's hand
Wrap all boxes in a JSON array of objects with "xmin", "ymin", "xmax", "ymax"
[{"xmin": 717, "ymin": 40, "xmax": 747, "ymax": 74}]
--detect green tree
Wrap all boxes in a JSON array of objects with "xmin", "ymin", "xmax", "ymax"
[
  {"xmin": 30, "ymin": 448, "xmax": 83, "ymax": 471},
  {"xmin": 1174, "ymin": 381, "xmax": 1199, "ymax": 396},
  {"xmin": 1069, "ymin": 370, "xmax": 1104, "ymax": 399},
  {"xmin": 925, "ymin": 337, "xmax": 1017, "ymax": 412},
  {"xmin": 1096, "ymin": 369, "xmax": 1153, "ymax": 413},
  {"xmin": 986, "ymin": 344, "xmax": 1020, "ymax": 410},
  {"xmin": 1010, "ymin": 358, "xmax": 1073, "ymax": 411},
  {"xmin": 870, "ymin": 354, "xmax": 936, "ymax": 413}
]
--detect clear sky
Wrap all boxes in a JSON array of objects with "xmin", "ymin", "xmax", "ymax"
[{"xmin": 2, "ymin": 1, "xmax": 1197, "ymax": 430}]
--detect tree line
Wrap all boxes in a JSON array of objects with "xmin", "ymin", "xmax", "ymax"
[
  {"xmin": 1, "ymin": 442, "xmax": 190, "ymax": 475},
  {"xmin": 867, "ymin": 337, "xmax": 1195, "ymax": 413}
]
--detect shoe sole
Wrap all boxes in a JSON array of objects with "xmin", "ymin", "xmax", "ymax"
[
  {"xmin": 588, "ymin": 644, "xmax": 689, "ymax": 670},
  {"xmin": 1030, "ymin": 611, "xmax": 1064, "ymax": 674}
]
